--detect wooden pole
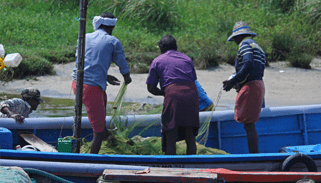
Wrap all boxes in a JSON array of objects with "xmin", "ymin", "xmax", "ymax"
[{"xmin": 73, "ymin": 0, "xmax": 88, "ymax": 153}]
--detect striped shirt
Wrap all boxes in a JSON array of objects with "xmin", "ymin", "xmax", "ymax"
[
  {"xmin": 0, "ymin": 98, "xmax": 32, "ymax": 118},
  {"xmin": 229, "ymin": 38, "xmax": 266, "ymax": 87}
]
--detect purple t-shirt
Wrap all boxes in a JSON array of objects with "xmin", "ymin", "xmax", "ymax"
[{"xmin": 146, "ymin": 50, "xmax": 197, "ymax": 89}]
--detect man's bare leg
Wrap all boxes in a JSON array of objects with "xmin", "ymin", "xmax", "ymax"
[
  {"xmin": 165, "ymin": 128, "xmax": 177, "ymax": 155},
  {"xmin": 184, "ymin": 127, "xmax": 197, "ymax": 155},
  {"xmin": 244, "ymin": 123, "xmax": 259, "ymax": 153},
  {"xmin": 90, "ymin": 131, "xmax": 104, "ymax": 154}
]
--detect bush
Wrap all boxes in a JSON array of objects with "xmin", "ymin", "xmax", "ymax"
[
  {"xmin": 0, "ymin": 68, "xmax": 14, "ymax": 83},
  {"xmin": 39, "ymin": 47, "xmax": 76, "ymax": 64},
  {"xmin": 302, "ymin": 0, "xmax": 321, "ymax": 25},
  {"xmin": 270, "ymin": 31, "xmax": 295, "ymax": 61},
  {"xmin": 12, "ymin": 53, "xmax": 54, "ymax": 79},
  {"xmin": 287, "ymin": 39, "xmax": 314, "ymax": 68},
  {"xmin": 0, "ymin": 46, "xmax": 74, "ymax": 81},
  {"xmin": 105, "ymin": 0, "xmax": 180, "ymax": 32},
  {"xmin": 1, "ymin": 0, "xmax": 321, "ymax": 81},
  {"xmin": 273, "ymin": 0, "xmax": 296, "ymax": 13}
]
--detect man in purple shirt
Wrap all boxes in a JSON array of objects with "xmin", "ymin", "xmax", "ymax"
[{"xmin": 146, "ymin": 35, "xmax": 199, "ymax": 155}]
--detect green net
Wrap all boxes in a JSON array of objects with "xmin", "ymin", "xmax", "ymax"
[
  {"xmin": 81, "ymin": 135, "xmax": 228, "ymax": 155},
  {"xmin": 80, "ymin": 84, "xmax": 227, "ymax": 155},
  {"xmin": 0, "ymin": 166, "xmax": 32, "ymax": 183},
  {"xmin": 109, "ymin": 83, "xmax": 127, "ymax": 129},
  {"xmin": 196, "ymin": 87, "xmax": 223, "ymax": 145}
]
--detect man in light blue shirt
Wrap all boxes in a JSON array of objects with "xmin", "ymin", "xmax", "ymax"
[
  {"xmin": 71, "ymin": 12, "xmax": 132, "ymax": 154},
  {"xmin": 72, "ymin": 14, "xmax": 131, "ymax": 91}
]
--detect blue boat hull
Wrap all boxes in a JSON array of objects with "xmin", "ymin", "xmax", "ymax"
[{"xmin": 1, "ymin": 104, "xmax": 321, "ymax": 173}]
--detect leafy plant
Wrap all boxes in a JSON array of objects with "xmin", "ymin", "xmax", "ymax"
[
  {"xmin": 1, "ymin": 0, "xmax": 321, "ymax": 82},
  {"xmin": 107, "ymin": 0, "xmax": 181, "ymax": 31},
  {"xmin": 270, "ymin": 31, "xmax": 295, "ymax": 61},
  {"xmin": 302, "ymin": 0, "xmax": 321, "ymax": 25},
  {"xmin": 287, "ymin": 39, "xmax": 314, "ymax": 68},
  {"xmin": 268, "ymin": 0, "xmax": 297, "ymax": 13}
]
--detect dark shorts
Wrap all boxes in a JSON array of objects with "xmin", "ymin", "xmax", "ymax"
[{"xmin": 162, "ymin": 81, "xmax": 200, "ymax": 132}]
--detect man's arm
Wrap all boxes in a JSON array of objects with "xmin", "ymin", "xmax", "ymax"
[
  {"xmin": 112, "ymin": 39, "xmax": 132, "ymax": 85},
  {"xmin": 147, "ymin": 84, "xmax": 164, "ymax": 96},
  {"xmin": 1, "ymin": 107, "xmax": 24, "ymax": 124},
  {"xmin": 229, "ymin": 43, "xmax": 254, "ymax": 85}
]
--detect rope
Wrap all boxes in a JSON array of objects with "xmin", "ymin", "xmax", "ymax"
[
  {"xmin": 196, "ymin": 87, "xmax": 223, "ymax": 145},
  {"xmin": 109, "ymin": 83, "xmax": 127, "ymax": 129}
]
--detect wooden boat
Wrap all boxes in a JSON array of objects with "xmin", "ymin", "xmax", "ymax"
[
  {"xmin": 3, "ymin": 161, "xmax": 321, "ymax": 183},
  {"xmin": 1, "ymin": 104, "xmax": 321, "ymax": 175},
  {"xmin": 100, "ymin": 167, "xmax": 321, "ymax": 183}
]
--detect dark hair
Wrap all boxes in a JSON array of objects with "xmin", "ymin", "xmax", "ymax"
[
  {"xmin": 158, "ymin": 35, "xmax": 177, "ymax": 54},
  {"xmin": 98, "ymin": 12, "xmax": 116, "ymax": 30}
]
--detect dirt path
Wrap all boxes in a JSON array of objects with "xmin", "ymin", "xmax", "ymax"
[{"xmin": 1, "ymin": 58, "xmax": 321, "ymax": 110}]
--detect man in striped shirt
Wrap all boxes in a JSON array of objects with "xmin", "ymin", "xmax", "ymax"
[
  {"xmin": 222, "ymin": 21, "xmax": 266, "ymax": 153},
  {"xmin": 0, "ymin": 87, "xmax": 44, "ymax": 123}
]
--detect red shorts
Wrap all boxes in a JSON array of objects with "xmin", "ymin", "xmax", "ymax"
[
  {"xmin": 72, "ymin": 80, "xmax": 107, "ymax": 132},
  {"xmin": 235, "ymin": 80, "xmax": 265, "ymax": 124}
]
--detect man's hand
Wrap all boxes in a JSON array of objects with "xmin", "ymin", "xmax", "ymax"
[
  {"xmin": 223, "ymin": 80, "xmax": 234, "ymax": 92},
  {"xmin": 147, "ymin": 84, "xmax": 164, "ymax": 96},
  {"xmin": 107, "ymin": 75, "xmax": 120, "ymax": 85},
  {"xmin": 122, "ymin": 73, "xmax": 132, "ymax": 85},
  {"xmin": 1, "ymin": 107, "xmax": 24, "ymax": 124},
  {"xmin": 10, "ymin": 113, "xmax": 25, "ymax": 124}
]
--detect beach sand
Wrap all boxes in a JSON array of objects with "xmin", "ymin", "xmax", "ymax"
[{"xmin": 1, "ymin": 58, "xmax": 321, "ymax": 110}]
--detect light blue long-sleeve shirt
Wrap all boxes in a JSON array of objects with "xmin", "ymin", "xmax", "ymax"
[{"xmin": 72, "ymin": 29, "xmax": 130, "ymax": 91}]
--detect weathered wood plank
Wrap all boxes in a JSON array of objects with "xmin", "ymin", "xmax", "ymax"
[
  {"xmin": 19, "ymin": 133, "xmax": 58, "ymax": 152},
  {"xmin": 102, "ymin": 168, "xmax": 218, "ymax": 183}
]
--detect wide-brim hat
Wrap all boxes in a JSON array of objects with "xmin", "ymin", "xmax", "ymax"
[
  {"xmin": 227, "ymin": 21, "xmax": 257, "ymax": 41},
  {"xmin": 21, "ymin": 87, "xmax": 44, "ymax": 103}
]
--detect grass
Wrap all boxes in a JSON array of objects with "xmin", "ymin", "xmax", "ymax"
[{"xmin": 0, "ymin": 0, "xmax": 320, "ymax": 81}]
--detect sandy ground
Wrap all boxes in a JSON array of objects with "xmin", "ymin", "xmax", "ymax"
[{"xmin": 1, "ymin": 58, "xmax": 321, "ymax": 110}]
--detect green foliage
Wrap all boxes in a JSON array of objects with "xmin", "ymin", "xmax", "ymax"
[
  {"xmin": 287, "ymin": 39, "xmax": 314, "ymax": 68},
  {"xmin": 0, "ymin": 0, "xmax": 321, "ymax": 81},
  {"xmin": 126, "ymin": 52, "xmax": 159, "ymax": 73},
  {"xmin": 270, "ymin": 0, "xmax": 296, "ymax": 13},
  {"xmin": 302, "ymin": 0, "xmax": 321, "ymax": 25},
  {"xmin": 270, "ymin": 30, "xmax": 296, "ymax": 61},
  {"xmin": 103, "ymin": 0, "xmax": 180, "ymax": 32},
  {"xmin": 0, "ymin": 0, "xmax": 78, "ymax": 80},
  {"xmin": 269, "ymin": 27, "xmax": 313, "ymax": 67},
  {"xmin": 0, "ymin": 68, "xmax": 14, "ymax": 83}
]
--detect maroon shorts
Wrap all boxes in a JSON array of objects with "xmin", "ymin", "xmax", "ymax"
[
  {"xmin": 162, "ymin": 81, "xmax": 200, "ymax": 132},
  {"xmin": 72, "ymin": 80, "xmax": 107, "ymax": 132},
  {"xmin": 235, "ymin": 80, "xmax": 265, "ymax": 124}
]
